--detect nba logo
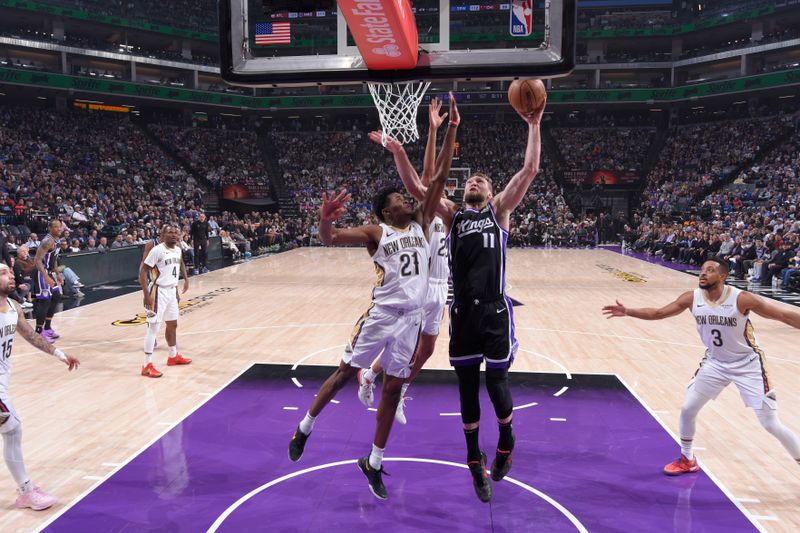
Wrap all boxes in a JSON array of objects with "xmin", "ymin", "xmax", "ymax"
[{"xmin": 510, "ymin": 0, "xmax": 532, "ymax": 37}]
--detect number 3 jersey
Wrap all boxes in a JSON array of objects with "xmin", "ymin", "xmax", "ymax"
[
  {"xmin": 448, "ymin": 204, "xmax": 507, "ymax": 301},
  {"xmin": 144, "ymin": 243, "xmax": 183, "ymax": 288},
  {"xmin": 371, "ymin": 222, "xmax": 429, "ymax": 311},
  {"xmin": 692, "ymin": 286, "xmax": 759, "ymax": 363}
]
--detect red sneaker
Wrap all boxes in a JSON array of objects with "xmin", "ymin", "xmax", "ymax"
[
  {"xmin": 167, "ymin": 354, "xmax": 192, "ymax": 366},
  {"xmin": 663, "ymin": 455, "xmax": 700, "ymax": 476},
  {"xmin": 141, "ymin": 363, "xmax": 163, "ymax": 378}
]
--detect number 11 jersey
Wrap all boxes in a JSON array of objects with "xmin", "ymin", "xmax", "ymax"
[{"xmin": 448, "ymin": 204, "xmax": 507, "ymax": 302}]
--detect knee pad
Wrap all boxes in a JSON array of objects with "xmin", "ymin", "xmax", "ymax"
[
  {"xmin": 485, "ymin": 368, "xmax": 513, "ymax": 420},
  {"xmin": 455, "ymin": 365, "xmax": 481, "ymax": 425}
]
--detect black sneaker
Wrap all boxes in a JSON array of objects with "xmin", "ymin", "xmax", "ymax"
[
  {"xmin": 288, "ymin": 426, "xmax": 310, "ymax": 462},
  {"xmin": 468, "ymin": 451, "xmax": 492, "ymax": 502},
  {"xmin": 357, "ymin": 455, "xmax": 389, "ymax": 500},
  {"xmin": 490, "ymin": 434, "xmax": 515, "ymax": 481}
]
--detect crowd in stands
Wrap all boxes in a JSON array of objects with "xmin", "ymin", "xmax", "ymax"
[{"xmin": 553, "ymin": 127, "xmax": 655, "ymax": 173}]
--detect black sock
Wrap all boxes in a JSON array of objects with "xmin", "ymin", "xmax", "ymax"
[
  {"xmin": 498, "ymin": 421, "xmax": 514, "ymax": 452},
  {"xmin": 44, "ymin": 318, "xmax": 52, "ymax": 330},
  {"xmin": 464, "ymin": 428, "xmax": 481, "ymax": 463}
]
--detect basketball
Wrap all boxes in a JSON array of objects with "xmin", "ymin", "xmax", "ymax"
[{"xmin": 507, "ymin": 79, "xmax": 546, "ymax": 116}]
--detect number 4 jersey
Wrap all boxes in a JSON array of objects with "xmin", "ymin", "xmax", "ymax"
[
  {"xmin": 692, "ymin": 286, "xmax": 760, "ymax": 363},
  {"xmin": 370, "ymin": 222, "xmax": 429, "ymax": 311},
  {"xmin": 144, "ymin": 243, "xmax": 183, "ymax": 288}
]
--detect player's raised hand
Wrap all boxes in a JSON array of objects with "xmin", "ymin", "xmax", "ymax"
[
  {"xmin": 429, "ymin": 97, "xmax": 448, "ymax": 130},
  {"xmin": 602, "ymin": 300, "xmax": 627, "ymax": 319},
  {"xmin": 448, "ymin": 91, "xmax": 460, "ymax": 126},
  {"xmin": 519, "ymin": 91, "xmax": 547, "ymax": 126},
  {"xmin": 321, "ymin": 189, "xmax": 351, "ymax": 222},
  {"xmin": 368, "ymin": 131, "xmax": 402, "ymax": 153}
]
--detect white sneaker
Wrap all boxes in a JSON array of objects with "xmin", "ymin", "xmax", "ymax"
[
  {"xmin": 21, "ymin": 301, "xmax": 33, "ymax": 309},
  {"xmin": 357, "ymin": 369, "xmax": 375, "ymax": 407},
  {"xmin": 15, "ymin": 486, "xmax": 58, "ymax": 511},
  {"xmin": 395, "ymin": 395, "xmax": 411, "ymax": 425}
]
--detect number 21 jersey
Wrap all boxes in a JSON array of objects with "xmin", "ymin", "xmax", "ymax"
[{"xmin": 370, "ymin": 222, "xmax": 429, "ymax": 310}]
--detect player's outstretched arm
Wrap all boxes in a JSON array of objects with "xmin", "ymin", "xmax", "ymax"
[
  {"xmin": 491, "ymin": 94, "xmax": 547, "ymax": 219},
  {"xmin": 369, "ymin": 132, "xmax": 427, "ymax": 202},
  {"xmin": 421, "ymin": 96, "xmax": 448, "ymax": 186},
  {"xmin": 319, "ymin": 190, "xmax": 382, "ymax": 247},
  {"xmin": 603, "ymin": 291, "xmax": 693, "ymax": 320},
  {"xmin": 13, "ymin": 301, "xmax": 79, "ymax": 370},
  {"xmin": 738, "ymin": 291, "xmax": 800, "ymax": 329},
  {"xmin": 420, "ymin": 92, "xmax": 460, "ymax": 229}
]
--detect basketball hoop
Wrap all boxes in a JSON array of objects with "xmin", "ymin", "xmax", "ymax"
[{"xmin": 367, "ymin": 80, "xmax": 431, "ymax": 146}]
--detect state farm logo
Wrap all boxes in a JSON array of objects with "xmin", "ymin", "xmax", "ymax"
[
  {"xmin": 350, "ymin": 1, "xmax": 398, "ymax": 46},
  {"xmin": 373, "ymin": 44, "xmax": 401, "ymax": 57}
]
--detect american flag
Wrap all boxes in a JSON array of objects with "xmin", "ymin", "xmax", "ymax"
[{"xmin": 255, "ymin": 22, "xmax": 291, "ymax": 45}]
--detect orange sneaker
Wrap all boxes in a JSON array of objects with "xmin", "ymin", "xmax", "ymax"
[
  {"xmin": 167, "ymin": 354, "xmax": 192, "ymax": 366},
  {"xmin": 141, "ymin": 363, "xmax": 163, "ymax": 378},
  {"xmin": 663, "ymin": 455, "xmax": 700, "ymax": 476}
]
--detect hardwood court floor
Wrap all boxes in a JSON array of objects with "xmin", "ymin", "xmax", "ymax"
[{"xmin": 2, "ymin": 247, "xmax": 799, "ymax": 532}]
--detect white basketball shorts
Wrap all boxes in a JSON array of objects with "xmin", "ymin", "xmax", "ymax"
[
  {"xmin": 422, "ymin": 280, "xmax": 449, "ymax": 336},
  {"xmin": 342, "ymin": 305, "xmax": 422, "ymax": 379},
  {"xmin": 147, "ymin": 285, "xmax": 180, "ymax": 324},
  {"xmin": 689, "ymin": 352, "xmax": 776, "ymax": 409}
]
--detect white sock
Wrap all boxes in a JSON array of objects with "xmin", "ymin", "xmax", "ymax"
[
  {"xmin": 680, "ymin": 438, "xmax": 694, "ymax": 460},
  {"xmin": 18, "ymin": 479, "xmax": 32, "ymax": 493},
  {"xmin": 299, "ymin": 412, "xmax": 316, "ymax": 435},
  {"xmin": 369, "ymin": 444, "xmax": 384, "ymax": 470},
  {"xmin": 362, "ymin": 368, "xmax": 376, "ymax": 383},
  {"xmin": 169, "ymin": 345, "xmax": 177, "ymax": 357},
  {"xmin": 143, "ymin": 352, "xmax": 152, "ymax": 366},
  {"xmin": 400, "ymin": 383, "xmax": 410, "ymax": 396}
]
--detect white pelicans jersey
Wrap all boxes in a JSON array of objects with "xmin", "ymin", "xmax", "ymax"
[
  {"xmin": 692, "ymin": 286, "xmax": 757, "ymax": 363},
  {"xmin": 0, "ymin": 299, "xmax": 16, "ymax": 380},
  {"xmin": 144, "ymin": 243, "xmax": 183, "ymax": 288},
  {"xmin": 428, "ymin": 216, "xmax": 449, "ymax": 282},
  {"xmin": 370, "ymin": 222, "xmax": 429, "ymax": 311}
]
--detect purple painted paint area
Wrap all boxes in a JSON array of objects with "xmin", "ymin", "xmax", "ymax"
[
  {"xmin": 45, "ymin": 366, "xmax": 757, "ymax": 532},
  {"xmin": 605, "ymin": 245, "xmax": 698, "ymax": 272}
]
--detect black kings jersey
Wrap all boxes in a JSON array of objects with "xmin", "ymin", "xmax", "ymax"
[{"xmin": 448, "ymin": 204, "xmax": 507, "ymax": 301}]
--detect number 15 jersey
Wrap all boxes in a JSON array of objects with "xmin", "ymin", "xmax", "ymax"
[
  {"xmin": 370, "ymin": 222, "xmax": 429, "ymax": 311},
  {"xmin": 144, "ymin": 243, "xmax": 183, "ymax": 288}
]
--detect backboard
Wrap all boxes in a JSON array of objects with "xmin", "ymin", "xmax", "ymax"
[{"xmin": 220, "ymin": 0, "xmax": 576, "ymax": 86}]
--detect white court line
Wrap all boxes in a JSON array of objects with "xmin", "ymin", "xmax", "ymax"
[
  {"xmin": 736, "ymin": 498, "xmax": 761, "ymax": 504},
  {"xmin": 519, "ymin": 349, "xmax": 572, "ymax": 380},
  {"xmin": 206, "ymin": 457, "xmax": 588, "ymax": 533},
  {"xmin": 330, "ymin": 399, "xmax": 340, "ymax": 404},
  {"xmin": 440, "ymin": 412, "xmax": 461, "ymax": 416},
  {"xmin": 100, "ymin": 463, "xmax": 122, "ymax": 468},
  {"xmin": 282, "ymin": 406, "xmax": 299, "ymax": 411},
  {"xmin": 290, "ymin": 345, "xmax": 346, "ymax": 388},
  {"xmin": 513, "ymin": 401, "xmax": 539, "ymax": 410},
  {"xmin": 553, "ymin": 387, "xmax": 568, "ymax": 397},
  {"xmin": 291, "ymin": 378, "xmax": 303, "ymax": 388},
  {"xmin": 367, "ymin": 408, "xmax": 377, "ymax": 412},
  {"xmin": 550, "ymin": 418, "xmax": 567, "ymax": 422},
  {"xmin": 34, "ymin": 364, "xmax": 254, "ymax": 533},
  {"xmin": 614, "ymin": 374, "xmax": 768, "ymax": 533}
]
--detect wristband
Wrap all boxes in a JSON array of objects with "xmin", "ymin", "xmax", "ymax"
[
  {"xmin": 53, "ymin": 348, "xmax": 67, "ymax": 362},
  {"xmin": 449, "ymin": 121, "xmax": 459, "ymax": 127}
]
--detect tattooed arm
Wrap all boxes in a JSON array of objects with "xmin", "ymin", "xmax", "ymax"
[{"xmin": 13, "ymin": 301, "xmax": 80, "ymax": 370}]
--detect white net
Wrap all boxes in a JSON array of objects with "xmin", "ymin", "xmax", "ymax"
[{"xmin": 367, "ymin": 81, "xmax": 432, "ymax": 146}]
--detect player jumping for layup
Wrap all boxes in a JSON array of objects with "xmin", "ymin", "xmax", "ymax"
[
  {"xmin": 139, "ymin": 225, "xmax": 191, "ymax": 378},
  {"xmin": 430, "ymin": 93, "xmax": 546, "ymax": 501},
  {"xmin": 0, "ymin": 263, "xmax": 79, "ymax": 510},
  {"xmin": 603, "ymin": 257, "xmax": 800, "ymax": 474},
  {"xmin": 357, "ymin": 96, "xmax": 453, "ymax": 424},
  {"xmin": 288, "ymin": 93, "xmax": 459, "ymax": 501}
]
